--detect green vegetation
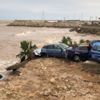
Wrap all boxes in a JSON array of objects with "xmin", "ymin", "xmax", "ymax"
[
  {"xmin": 79, "ymin": 39, "xmax": 85, "ymax": 44},
  {"xmin": 73, "ymin": 41, "xmax": 78, "ymax": 47},
  {"xmin": 86, "ymin": 40, "xmax": 90, "ymax": 44},
  {"xmin": 17, "ymin": 40, "xmax": 37, "ymax": 62},
  {"xmin": 61, "ymin": 36, "xmax": 90, "ymax": 46},
  {"xmin": 61, "ymin": 36, "xmax": 72, "ymax": 46}
]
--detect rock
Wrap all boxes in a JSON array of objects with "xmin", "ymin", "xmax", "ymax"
[
  {"xmin": 51, "ymin": 91, "xmax": 58, "ymax": 97},
  {"xmin": 56, "ymin": 85, "xmax": 67, "ymax": 91},
  {"xmin": 43, "ymin": 89, "xmax": 51, "ymax": 96},
  {"xmin": 80, "ymin": 89, "xmax": 90, "ymax": 96},
  {"xmin": 72, "ymin": 93, "xmax": 77, "ymax": 97},
  {"xmin": 65, "ymin": 79, "xmax": 69, "ymax": 82},
  {"xmin": 50, "ymin": 78, "xmax": 56, "ymax": 84},
  {"xmin": 62, "ymin": 86, "xmax": 67, "ymax": 90},
  {"xmin": 66, "ymin": 85, "xmax": 72, "ymax": 91},
  {"xmin": 41, "ymin": 66, "xmax": 47, "ymax": 70},
  {"xmin": 60, "ymin": 73, "xmax": 67, "ymax": 79},
  {"xmin": 88, "ymin": 82, "xmax": 93, "ymax": 87},
  {"xmin": 66, "ymin": 91, "xmax": 71, "ymax": 95}
]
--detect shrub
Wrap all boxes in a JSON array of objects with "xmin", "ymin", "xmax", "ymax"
[
  {"xmin": 61, "ymin": 36, "xmax": 90, "ymax": 47},
  {"xmin": 66, "ymin": 37, "xmax": 72, "ymax": 46},
  {"xmin": 61, "ymin": 36, "xmax": 72, "ymax": 46},
  {"xmin": 79, "ymin": 39, "xmax": 85, "ymax": 44},
  {"xmin": 62, "ymin": 36, "xmax": 67, "ymax": 44},
  {"xmin": 86, "ymin": 40, "xmax": 90, "ymax": 44},
  {"xmin": 73, "ymin": 41, "xmax": 78, "ymax": 47}
]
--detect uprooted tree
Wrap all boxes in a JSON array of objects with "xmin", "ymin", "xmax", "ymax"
[{"xmin": 17, "ymin": 40, "xmax": 37, "ymax": 62}]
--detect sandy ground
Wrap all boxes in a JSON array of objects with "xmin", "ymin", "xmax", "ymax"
[{"xmin": 0, "ymin": 58, "xmax": 100, "ymax": 100}]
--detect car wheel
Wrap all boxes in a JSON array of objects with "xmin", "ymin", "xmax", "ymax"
[
  {"xmin": 0, "ymin": 74, "xmax": 5, "ymax": 80},
  {"xmin": 81, "ymin": 58, "xmax": 87, "ymax": 62},
  {"xmin": 73, "ymin": 55, "xmax": 80, "ymax": 62},
  {"xmin": 41, "ymin": 53, "xmax": 48, "ymax": 57}
]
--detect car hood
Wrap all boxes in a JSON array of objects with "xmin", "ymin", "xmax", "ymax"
[{"xmin": 67, "ymin": 47, "xmax": 73, "ymax": 50}]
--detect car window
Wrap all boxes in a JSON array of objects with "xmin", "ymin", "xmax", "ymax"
[
  {"xmin": 93, "ymin": 45, "xmax": 100, "ymax": 51},
  {"xmin": 48, "ymin": 45, "xmax": 54, "ymax": 49},
  {"xmin": 78, "ymin": 46, "xmax": 88, "ymax": 50},
  {"xmin": 43, "ymin": 45, "xmax": 54, "ymax": 49},
  {"xmin": 59, "ymin": 43, "xmax": 68, "ymax": 49},
  {"xmin": 43, "ymin": 45, "xmax": 49, "ymax": 49},
  {"xmin": 92, "ymin": 42, "xmax": 100, "ymax": 51},
  {"xmin": 54, "ymin": 45, "xmax": 61, "ymax": 49}
]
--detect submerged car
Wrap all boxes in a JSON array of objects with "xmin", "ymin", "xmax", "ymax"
[
  {"xmin": 90, "ymin": 40, "xmax": 100, "ymax": 62},
  {"xmin": 34, "ymin": 43, "xmax": 69, "ymax": 57},
  {"xmin": 66, "ymin": 45, "xmax": 90, "ymax": 61}
]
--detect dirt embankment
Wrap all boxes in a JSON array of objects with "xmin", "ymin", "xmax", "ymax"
[
  {"xmin": 0, "ymin": 58, "xmax": 100, "ymax": 100},
  {"xmin": 8, "ymin": 20, "xmax": 84, "ymax": 28},
  {"xmin": 70, "ymin": 25, "xmax": 100, "ymax": 34},
  {"xmin": 0, "ymin": 20, "xmax": 13, "ymax": 26}
]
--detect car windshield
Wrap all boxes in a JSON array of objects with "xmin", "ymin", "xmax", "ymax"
[
  {"xmin": 59, "ymin": 43, "xmax": 68, "ymax": 49},
  {"xmin": 93, "ymin": 42, "xmax": 100, "ymax": 51}
]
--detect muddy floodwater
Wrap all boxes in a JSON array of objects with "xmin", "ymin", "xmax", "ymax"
[{"xmin": 0, "ymin": 24, "xmax": 100, "ymax": 70}]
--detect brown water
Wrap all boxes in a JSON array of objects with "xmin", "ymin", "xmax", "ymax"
[{"xmin": 0, "ymin": 24, "xmax": 100, "ymax": 70}]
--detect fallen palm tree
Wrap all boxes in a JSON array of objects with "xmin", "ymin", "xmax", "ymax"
[
  {"xmin": 16, "ymin": 40, "xmax": 37, "ymax": 62},
  {"xmin": 6, "ymin": 40, "xmax": 37, "ymax": 72},
  {"xmin": 6, "ymin": 60, "xmax": 29, "ymax": 72}
]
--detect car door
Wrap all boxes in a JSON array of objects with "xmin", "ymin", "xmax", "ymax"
[
  {"xmin": 53, "ymin": 45, "xmax": 63, "ymax": 57},
  {"xmin": 77, "ymin": 46, "xmax": 89, "ymax": 57},
  {"xmin": 91, "ymin": 42, "xmax": 100, "ymax": 60},
  {"xmin": 46, "ymin": 45, "xmax": 55, "ymax": 56}
]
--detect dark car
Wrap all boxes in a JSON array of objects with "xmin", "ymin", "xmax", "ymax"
[
  {"xmin": 41, "ymin": 43, "xmax": 69, "ymax": 57},
  {"xmin": 90, "ymin": 40, "xmax": 100, "ymax": 62},
  {"xmin": 66, "ymin": 45, "xmax": 90, "ymax": 61}
]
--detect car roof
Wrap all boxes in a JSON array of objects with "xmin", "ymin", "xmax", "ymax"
[
  {"xmin": 44, "ymin": 43, "xmax": 67, "ymax": 46},
  {"xmin": 90, "ymin": 40, "xmax": 100, "ymax": 46}
]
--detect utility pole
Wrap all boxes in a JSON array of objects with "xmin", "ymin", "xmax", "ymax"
[
  {"xmin": 41, "ymin": 10, "xmax": 45, "ymax": 20},
  {"xmin": 63, "ymin": 17, "xmax": 66, "ymax": 21},
  {"xmin": 90, "ymin": 16, "xmax": 92, "ymax": 21}
]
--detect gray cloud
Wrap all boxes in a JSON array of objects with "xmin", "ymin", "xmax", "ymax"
[{"xmin": 0, "ymin": 0, "xmax": 100, "ymax": 20}]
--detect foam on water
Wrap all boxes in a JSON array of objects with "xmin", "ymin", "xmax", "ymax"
[
  {"xmin": 16, "ymin": 31, "xmax": 33, "ymax": 36},
  {"xmin": 0, "ymin": 59, "xmax": 18, "ymax": 72},
  {"xmin": 0, "ymin": 59, "xmax": 18, "ymax": 80}
]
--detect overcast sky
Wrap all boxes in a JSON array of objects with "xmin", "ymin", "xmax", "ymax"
[{"xmin": 0, "ymin": 0, "xmax": 100, "ymax": 20}]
